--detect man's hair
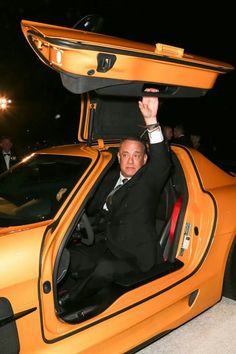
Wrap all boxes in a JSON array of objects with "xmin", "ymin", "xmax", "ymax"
[
  {"xmin": 174, "ymin": 125, "xmax": 185, "ymax": 134},
  {"xmin": 119, "ymin": 137, "xmax": 148, "ymax": 154},
  {"xmin": 0, "ymin": 136, "xmax": 12, "ymax": 143}
]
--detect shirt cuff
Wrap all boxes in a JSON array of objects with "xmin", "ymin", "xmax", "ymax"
[{"xmin": 148, "ymin": 127, "xmax": 164, "ymax": 144}]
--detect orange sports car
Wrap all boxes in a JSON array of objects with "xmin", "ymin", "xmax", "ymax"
[{"xmin": 0, "ymin": 18, "xmax": 235, "ymax": 354}]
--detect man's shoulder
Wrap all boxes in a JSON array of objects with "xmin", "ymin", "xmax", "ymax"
[{"xmin": 149, "ymin": 140, "xmax": 168, "ymax": 155}]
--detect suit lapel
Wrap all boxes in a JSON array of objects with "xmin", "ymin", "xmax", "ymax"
[
  {"xmin": 0, "ymin": 154, "xmax": 7, "ymax": 172},
  {"xmin": 100, "ymin": 170, "xmax": 119, "ymax": 209},
  {"xmin": 110, "ymin": 164, "xmax": 147, "ymax": 212}
]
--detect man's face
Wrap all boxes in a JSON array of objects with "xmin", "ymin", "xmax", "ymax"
[
  {"xmin": 118, "ymin": 140, "xmax": 147, "ymax": 177},
  {"xmin": 173, "ymin": 127, "xmax": 180, "ymax": 138},
  {"xmin": 163, "ymin": 127, "xmax": 173, "ymax": 141},
  {"xmin": 1, "ymin": 138, "xmax": 12, "ymax": 152}
]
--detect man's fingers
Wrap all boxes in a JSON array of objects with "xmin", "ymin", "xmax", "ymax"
[{"xmin": 144, "ymin": 88, "xmax": 158, "ymax": 93}]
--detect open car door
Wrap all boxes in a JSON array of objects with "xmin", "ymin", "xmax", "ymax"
[{"xmin": 21, "ymin": 20, "xmax": 233, "ymax": 97}]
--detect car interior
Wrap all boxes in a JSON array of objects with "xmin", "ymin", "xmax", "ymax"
[{"xmin": 55, "ymin": 147, "xmax": 188, "ymax": 324}]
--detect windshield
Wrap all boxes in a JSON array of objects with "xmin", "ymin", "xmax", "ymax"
[{"xmin": 0, "ymin": 154, "xmax": 91, "ymax": 227}]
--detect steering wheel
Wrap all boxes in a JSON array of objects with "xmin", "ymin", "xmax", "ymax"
[
  {"xmin": 56, "ymin": 248, "xmax": 70, "ymax": 284},
  {"xmin": 76, "ymin": 212, "xmax": 94, "ymax": 246}
]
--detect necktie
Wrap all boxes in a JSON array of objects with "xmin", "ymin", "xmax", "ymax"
[{"xmin": 105, "ymin": 178, "xmax": 128, "ymax": 210}]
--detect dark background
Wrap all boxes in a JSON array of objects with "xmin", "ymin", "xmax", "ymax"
[{"xmin": 0, "ymin": 1, "xmax": 235, "ymax": 162}]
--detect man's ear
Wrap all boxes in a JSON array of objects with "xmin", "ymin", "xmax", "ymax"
[
  {"xmin": 117, "ymin": 152, "xmax": 120, "ymax": 163},
  {"xmin": 144, "ymin": 153, "xmax": 148, "ymax": 164}
]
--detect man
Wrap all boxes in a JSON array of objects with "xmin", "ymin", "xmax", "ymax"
[
  {"xmin": 61, "ymin": 88, "xmax": 171, "ymax": 304},
  {"xmin": 0, "ymin": 136, "xmax": 19, "ymax": 174},
  {"xmin": 162, "ymin": 125, "xmax": 173, "ymax": 143},
  {"xmin": 162, "ymin": 125, "xmax": 173, "ymax": 152},
  {"xmin": 172, "ymin": 124, "xmax": 192, "ymax": 147}
]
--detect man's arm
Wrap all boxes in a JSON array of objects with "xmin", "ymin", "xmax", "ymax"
[
  {"xmin": 139, "ymin": 88, "xmax": 171, "ymax": 186},
  {"xmin": 138, "ymin": 88, "xmax": 163, "ymax": 144}
]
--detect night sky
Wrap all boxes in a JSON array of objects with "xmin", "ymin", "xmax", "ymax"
[{"xmin": 0, "ymin": 1, "xmax": 235, "ymax": 158}]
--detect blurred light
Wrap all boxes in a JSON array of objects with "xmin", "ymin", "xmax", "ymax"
[
  {"xmin": 0, "ymin": 96, "xmax": 12, "ymax": 110},
  {"xmin": 56, "ymin": 50, "xmax": 62, "ymax": 64},
  {"xmin": 22, "ymin": 153, "xmax": 35, "ymax": 163},
  {"xmin": 54, "ymin": 113, "xmax": 61, "ymax": 119}
]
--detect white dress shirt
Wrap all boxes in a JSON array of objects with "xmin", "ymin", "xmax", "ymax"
[
  {"xmin": 3, "ymin": 152, "xmax": 11, "ymax": 170},
  {"xmin": 147, "ymin": 125, "xmax": 164, "ymax": 144}
]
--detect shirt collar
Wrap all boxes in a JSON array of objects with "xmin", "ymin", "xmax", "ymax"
[{"xmin": 119, "ymin": 173, "xmax": 131, "ymax": 182}]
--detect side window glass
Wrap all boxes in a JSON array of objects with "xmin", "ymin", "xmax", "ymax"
[{"xmin": 0, "ymin": 155, "xmax": 91, "ymax": 226}]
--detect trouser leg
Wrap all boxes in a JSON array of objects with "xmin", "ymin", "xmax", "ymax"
[{"xmin": 68, "ymin": 250, "xmax": 136, "ymax": 302}]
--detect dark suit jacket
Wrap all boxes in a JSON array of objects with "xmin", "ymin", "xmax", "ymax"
[
  {"xmin": 89, "ymin": 141, "xmax": 171, "ymax": 272},
  {"xmin": 0, "ymin": 150, "xmax": 19, "ymax": 174}
]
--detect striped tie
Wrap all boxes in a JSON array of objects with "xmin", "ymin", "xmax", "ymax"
[{"xmin": 106, "ymin": 178, "xmax": 128, "ymax": 210}]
